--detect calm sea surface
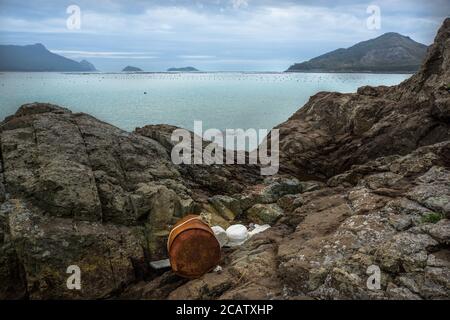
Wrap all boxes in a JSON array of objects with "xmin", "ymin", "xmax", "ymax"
[{"xmin": 0, "ymin": 72, "xmax": 410, "ymax": 133}]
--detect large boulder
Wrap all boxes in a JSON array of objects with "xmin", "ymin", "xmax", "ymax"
[{"xmin": 0, "ymin": 104, "xmax": 196, "ymax": 298}]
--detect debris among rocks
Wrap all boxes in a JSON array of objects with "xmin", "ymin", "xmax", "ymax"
[
  {"xmin": 167, "ymin": 215, "xmax": 221, "ymax": 279},
  {"xmin": 248, "ymin": 224, "xmax": 271, "ymax": 237},
  {"xmin": 150, "ymin": 259, "xmax": 171, "ymax": 270},
  {"xmin": 226, "ymin": 224, "xmax": 249, "ymax": 247},
  {"xmin": 212, "ymin": 223, "xmax": 271, "ymax": 247},
  {"xmin": 211, "ymin": 226, "xmax": 228, "ymax": 247}
]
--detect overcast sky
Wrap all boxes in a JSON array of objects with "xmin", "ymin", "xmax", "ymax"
[{"xmin": 0, "ymin": 0, "xmax": 448, "ymax": 71}]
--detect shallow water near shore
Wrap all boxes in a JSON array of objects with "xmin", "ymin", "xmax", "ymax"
[{"xmin": 0, "ymin": 72, "xmax": 410, "ymax": 133}]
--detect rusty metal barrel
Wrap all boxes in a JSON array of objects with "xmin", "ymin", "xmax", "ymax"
[{"xmin": 167, "ymin": 215, "xmax": 221, "ymax": 279}]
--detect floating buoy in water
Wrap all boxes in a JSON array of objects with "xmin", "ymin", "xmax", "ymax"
[{"xmin": 167, "ymin": 215, "xmax": 221, "ymax": 279}]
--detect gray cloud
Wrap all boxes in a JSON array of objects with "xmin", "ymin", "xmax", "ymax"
[{"xmin": 0, "ymin": 0, "xmax": 448, "ymax": 71}]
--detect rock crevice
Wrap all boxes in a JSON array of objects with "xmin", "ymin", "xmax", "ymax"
[{"xmin": 70, "ymin": 118, "xmax": 104, "ymax": 222}]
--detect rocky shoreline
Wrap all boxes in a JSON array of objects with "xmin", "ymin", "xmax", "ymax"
[{"xmin": 0, "ymin": 19, "xmax": 449, "ymax": 300}]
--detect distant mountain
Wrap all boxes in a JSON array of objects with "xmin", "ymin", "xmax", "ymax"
[
  {"xmin": 122, "ymin": 66, "xmax": 143, "ymax": 72},
  {"xmin": 79, "ymin": 60, "xmax": 97, "ymax": 72},
  {"xmin": 167, "ymin": 66, "xmax": 199, "ymax": 72},
  {"xmin": 286, "ymin": 32, "xmax": 428, "ymax": 73},
  {"xmin": 0, "ymin": 43, "xmax": 97, "ymax": 72}
]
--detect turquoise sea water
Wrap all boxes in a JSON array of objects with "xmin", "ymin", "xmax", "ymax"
[{"xmin": 0, "ymin": 72, "xmax": 410, "ymax": 133}]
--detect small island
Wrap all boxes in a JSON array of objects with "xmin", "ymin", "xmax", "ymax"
[
  {"xmin": 122, "ymin": 66, "xmax": 143, "ymax": 72},
  {"xmin": 167, "ymin": 66, "xmax": 199, "ymax": 72}
]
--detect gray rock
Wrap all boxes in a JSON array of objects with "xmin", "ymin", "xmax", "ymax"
[
  {"xmin": 377, "ymin": 232, "xmax": 438, "ymax": 273},
  {"xmin": 260, "ymin": 176, "xmax": 302, "ymax": 203},
  {"xmin": 0, "ymin": 176, "xmax": 5, "ymax": 203},
  {"xmin": 419, "ymin": 219, "xmax": 450, "ymax": 244},
  {"xmin": 421, "ymin": 266, "xmax": 450, "ymax": 299},
  {"xmin": 4, "ymin": 198, "xmax": 144, "ymax": 299},
  {"xmin": 247, "ymin": 203, "xmax": 284, "ymax": 224},
  {"xmin": 407, "ymin": 167, "xmax": 450, "ymax": 217},
  {"xmin": 208, "ymin": 195, "xmax": 242, "ymax": 221},
  {"xmin": 386, "ymin": 283, "xmax": 422, "ymax": 300}
]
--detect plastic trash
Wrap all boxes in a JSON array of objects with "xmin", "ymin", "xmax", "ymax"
[
  {"xmin": 211, "ymin": 226, "xmax": 228, "ymax": 247},
  {"xmin": 226, "ymin": 224, "xmax": 249, "ymax": 247},
  {"xmin": 211, "ymin": 223, "xmax": 271, "ymax": 248},
  {"xmin": 248, "ymin": 224, "xmax": 271, "ymax": 238},
  {"xmin": 149, "ymin": 258, "xmax": 171, "ymax": 270}
]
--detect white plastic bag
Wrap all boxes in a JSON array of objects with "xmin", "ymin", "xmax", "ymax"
[
  {"xmin": 248, "ymin": 224, "xmax": 271, "ymax": 237},
  {"xmin": 226, "ymin": 224, "xmax": 249, "ymax": 247},
  {"xmin": 211, "ymin": 226, "xmax": 228, "ymax": 247}
]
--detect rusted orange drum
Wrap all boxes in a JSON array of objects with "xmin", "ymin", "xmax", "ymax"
[{"xmin": 167, "ymin": 215, "xmax": 221, "ymax": 279}]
